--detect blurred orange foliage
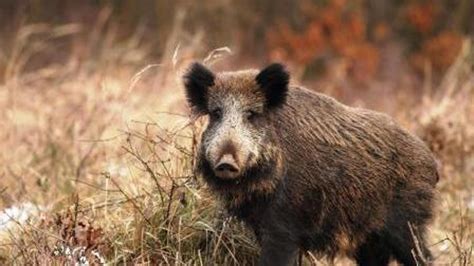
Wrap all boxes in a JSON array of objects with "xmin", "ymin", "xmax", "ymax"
[
  {"xmin": 266, "ymin": 0, "xmax": 379, "ymax": 82},
  {"xmin": 266, "ymin": 0, "xmax": 466, "ymax": 82},
  {"xmin": 405, "ymin": 1, "xmax": 439, "ymax": 34},
  {"xmin": 411, "ymin": 31, "xmax": 463, "ymax": 72}
]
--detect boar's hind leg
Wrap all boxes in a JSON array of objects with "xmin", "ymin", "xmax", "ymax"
[
  {"xmin": 354, "ymin": 233, "xmax": 391, "ymax": 266},
  {"xmin": 258, "ymin": 234, "xmax": 299, "ymax": 266}
]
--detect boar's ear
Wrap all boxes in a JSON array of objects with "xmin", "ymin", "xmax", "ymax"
[
  {"xmin": 183, "ymin": 62, "xmax": 215, "ymax": 114},
  {"xmin": 256, "ymin": 63, "xmax": 289, "ymax": 109}
]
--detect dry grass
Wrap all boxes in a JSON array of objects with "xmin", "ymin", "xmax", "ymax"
[{"xmin": 0, "ymin": 20, "xmax": 472, "ymax": 265}]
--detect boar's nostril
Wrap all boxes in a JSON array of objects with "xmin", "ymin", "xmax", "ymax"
[
  {"xmin": 214, "ymin": 154, "xmax": 240, "ymax": 178},
  {"xmin": 216, "ymin": 163, "xmax": 239, "ymax": 172}
]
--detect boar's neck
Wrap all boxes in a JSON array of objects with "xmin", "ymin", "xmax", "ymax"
[{"xmin": 225, "ymin": 191, "xmax": 275, "ymax": 232}]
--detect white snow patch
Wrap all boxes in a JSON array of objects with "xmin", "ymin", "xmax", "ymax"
[
  {"xmin": 54, "ymin": 244, "xmax": 106, "ymax": 265},
  {"xmin": 106, "ymin": 162, "xmax": 128, "ymax": 177},
  {"xmin": 0, "ymin": 202, "xmax": 45, "ymax": 231},
  {"xmin": 468, "ymin": 196, "xmax": 474, "ymax": 211}
]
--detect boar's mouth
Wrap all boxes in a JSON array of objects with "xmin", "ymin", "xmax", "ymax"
[{"xmin": 198, "ymin": 155, "xmax": 281, "ymax": 191}]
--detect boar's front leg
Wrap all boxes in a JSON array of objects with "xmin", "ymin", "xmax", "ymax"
[{"xmin": 258, "ymin": 230, "xmax": 299, "ymax": 266}]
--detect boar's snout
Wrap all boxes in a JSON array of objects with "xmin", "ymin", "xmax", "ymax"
[{"xmin": 215, "ymin": 154, "xmax": 240, "ymax": 179}]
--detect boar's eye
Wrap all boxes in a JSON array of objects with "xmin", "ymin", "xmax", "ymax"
[
  {"xmin": 245, "ymin": 110, "xmax": 259, "ymax": 122},
  {"xmin": 210, "ymin": 108, "xmax": 222, "ymax": 121}
]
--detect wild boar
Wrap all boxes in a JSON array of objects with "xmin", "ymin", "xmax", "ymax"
[{"xmin": 183, "ymin": 62, "xmax": 438, "ymax": 266}]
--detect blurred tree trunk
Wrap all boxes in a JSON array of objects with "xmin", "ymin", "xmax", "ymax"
[
  {"xmin": 453, "ymin": 0, "xmax": 474, "ymax": 36},
  {"xmin": 154, "ymin": 0, "xmax": 177, "ymax": 53},
  {"xmin": 366, "ymin": 0, "xmax": 393, "ymax": 41}
]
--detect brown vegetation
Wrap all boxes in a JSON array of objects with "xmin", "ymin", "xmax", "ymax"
[{"xmin": 0, "ymin": 1, "xmax": 472, "ymax": 265}]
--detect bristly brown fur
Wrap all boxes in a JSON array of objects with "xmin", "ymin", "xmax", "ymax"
[{"xmin": 186, "ymin": 64, "xmax": 439, "ymax": 266}]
